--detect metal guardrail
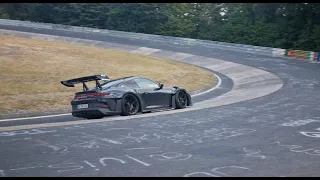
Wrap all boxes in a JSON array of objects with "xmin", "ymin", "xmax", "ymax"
[
  {"xmin": 0, "ymin": 19, "xmax": 274, "ymax": 55},
  {"xmin": 0, "ymin": 19, "xmax": 318, "ymax": 62}
]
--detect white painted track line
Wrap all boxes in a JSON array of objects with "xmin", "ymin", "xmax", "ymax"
[
  {"xmin": 0, "ymin": 113, "xmax": 71, "ymax": 122},
  {"xmin": 191, "ymin": 74, "xmax": 221, "ymax": 98}
]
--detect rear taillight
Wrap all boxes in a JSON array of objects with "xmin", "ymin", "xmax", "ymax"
[
  {"xmin": 74, "ymin": 92, "xmax": 110, "ymax": 99},
  {"xmin": 98, "ymin": 104, "xmax": 109, "ymax": 108},
  {"xmin": 92, "ymin": 93, "xmax": 110, "ymax": 97}
]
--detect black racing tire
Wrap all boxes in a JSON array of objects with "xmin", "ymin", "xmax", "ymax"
[
  {"xmin": 175, "ymin": 90, "xmax": 188, "ymax": 109},
  {"xmin": 121, "ymin": 94, "xmax": 140, "ymax": 116}
]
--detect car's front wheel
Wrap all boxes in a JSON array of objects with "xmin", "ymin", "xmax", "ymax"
[
  {"xmin": 121, "ymin": 94, "xmax": 140, "ymax": 116},
  {"xmin": 175, "ymin": 90, "xmax": 188, "ymax": 109}
]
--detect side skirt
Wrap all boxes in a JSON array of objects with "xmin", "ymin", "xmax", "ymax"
[
  {"xmin": 115, "ymin": 99, "xmax": 123, "ymax": 113},
  {"xmin": 171, "ymin": 94, "xmax": 176, "ymax": 109}
]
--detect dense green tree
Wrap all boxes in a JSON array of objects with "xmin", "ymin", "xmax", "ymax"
[
  {"xmin": 0, "ymin": 3, "xmax": 319, "ymax": 51},
  {"xmin": 155, "ymin": 3, "xmax": 196, "ymax": 38}
]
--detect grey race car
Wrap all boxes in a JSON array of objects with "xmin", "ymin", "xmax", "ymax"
[{"xmin": 61, "ymin": 75, "xmax": 192, "ymax": 119}]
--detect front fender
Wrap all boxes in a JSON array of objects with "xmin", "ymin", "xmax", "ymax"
[
  {"xmin": 186, "ymin": 93, "xmax": 193, "ymax": 106},
  {"xmin": 172, "ymin": 87, "xmax": 193, "ymax": 107}
]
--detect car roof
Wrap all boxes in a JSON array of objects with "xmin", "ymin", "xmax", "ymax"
[
  {"xmin": 103, "ymin": 76, "xmax": 154, "ymax": 84},
  {"xmin": 100, "ymin": 76, "xmax": 159, "ymax": 89},
  {"xmin": 119, "ymin": 76, "xmax": 152, "ymax": 81}
]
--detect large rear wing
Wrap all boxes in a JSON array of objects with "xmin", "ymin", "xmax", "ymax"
[{"xmin": 61, "ymin": 74, "xmax": 110, "ymax": 91}]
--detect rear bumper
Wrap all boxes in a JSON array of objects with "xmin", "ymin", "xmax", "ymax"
[
  {"xmin": 71, "ymin": 98, "xmax": 122, "ymax": 118},
  {"xmin": 72, "ymin": 108, "xmax": 119, "ymax": 118}
]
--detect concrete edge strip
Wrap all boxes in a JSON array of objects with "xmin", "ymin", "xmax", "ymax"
[
  {"xmin": 191, "ymin": 74, "xmax": 222, "ymax": 98},
  {"xmin": 0, "ymin": 29, "xmax": 283, "ymax": 131}
]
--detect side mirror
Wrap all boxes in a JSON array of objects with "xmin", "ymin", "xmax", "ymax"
[{"xmin": 159, "ymin": 83, "xmax": 164, "ymax": 89}]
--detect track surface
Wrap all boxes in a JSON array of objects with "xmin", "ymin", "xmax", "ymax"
[{"xmin": 1, "ymin": 25, "xmax": 320, "ymax": 177}]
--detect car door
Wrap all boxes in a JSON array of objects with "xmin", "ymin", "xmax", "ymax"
[{"xmin": 134, "ymin": 78, "xmax": 171, "ymax": 108}]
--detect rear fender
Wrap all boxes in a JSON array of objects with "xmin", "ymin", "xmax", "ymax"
[
  {"xmin": 171, "ymin": 95, "xmax": 176, "ymax": 109},
  {"xmin": 186, "ymin": 93, "xmax": 193, "ymax": 106}
]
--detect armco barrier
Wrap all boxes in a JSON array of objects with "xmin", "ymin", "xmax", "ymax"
[
  {"xmin": 313, "ymin": 52, "xmax": 317, "ymax": 61},
  {"xmin": 0, "ymin": 19, "xmax": 273, "ymax": 56},
  {"xmin": 308, "ymin": 51, "xmax": 318, "ymax": 62},
  {"xmin": 295, "ymin": 50, "xmax": 308, "ymax": 60},
  {"xmin": 0, "ymin": 19, "xmax": 318, "ymax": 62},
  {"xmin": 287, "ymin": 50, "xmax": 295, "ymax": 57},
  {"xmin": 272, "ymin": 48, "xmax": 285, "ymax": 57},
  {"xmin": 284, "ymin": 49, "xmax": 319, "ymax": 62},
  {"xmin": 309, "ymin": 51, "xmax": 316, "ymax": 62}
]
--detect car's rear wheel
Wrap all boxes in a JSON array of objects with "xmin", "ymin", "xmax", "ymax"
[
  {"xmin": 121, "ymin": 94, "xmax": 140, "ymax": 116},
  {"xmin": 175, "ymin": 90, "xmax": 188, "ymax": 109}
]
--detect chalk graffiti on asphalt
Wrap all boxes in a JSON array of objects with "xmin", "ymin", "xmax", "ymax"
[
  {"xmin": 3, "ymin": 151, "xmax": 193, "ymax": 175},
  {"xmin": 0, "ymin": 129, "xmax": 57, "ymax": 137},
  {"xmin": 184, "ymin": 166, "xmax": 251, "ymax": 177},
  {"xmin": 270, "ymin": 141, "xmax": 320, "ymax": 156},
  {"xmin": 243, "ymin": 147, "xmax": 268, "ymax": 159}
]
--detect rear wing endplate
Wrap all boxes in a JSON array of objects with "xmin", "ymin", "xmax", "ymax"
[{"xmin": 61, "ymin": 74, "xmax": 110, "ymax": 91}]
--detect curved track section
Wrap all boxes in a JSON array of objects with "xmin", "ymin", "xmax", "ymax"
[
  {"xmin": 0, "ymin": 25, "xmax": 320, "ymax": 177},
  {"xmin": 0, "ymin": 29, "xmax": 282, "ymax": 128}
]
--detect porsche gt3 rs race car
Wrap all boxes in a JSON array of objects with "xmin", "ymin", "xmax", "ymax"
[{"xmin": 61, "ymin": 75, "xmax": 192, "ymax": 119}]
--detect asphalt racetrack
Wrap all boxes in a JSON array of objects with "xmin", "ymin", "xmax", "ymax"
[{"xmin": 0, "ymin": 24, "xmax": 320, "ymax": 177}]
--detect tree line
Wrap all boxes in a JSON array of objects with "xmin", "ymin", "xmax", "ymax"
[{"xmin": 1, "ymin": 3, "xmax": 319, "ymax": 51}]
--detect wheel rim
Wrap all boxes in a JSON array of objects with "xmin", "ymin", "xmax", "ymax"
[
  {"xmin": 124, "ymin": 95, "xmax": 139, "ymax": 114},
  {"xmin": 178, "ymin": 91, "xmax": 187, "ymax": 107}
]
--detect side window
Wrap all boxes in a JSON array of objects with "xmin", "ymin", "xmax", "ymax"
[
  {"xmin": 121, "ymin": 80, "xmax": 139, "ymax": 89},
  {"xmin": 134, "ymin": 78, "xmax": 159, "ymax": 89}
]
